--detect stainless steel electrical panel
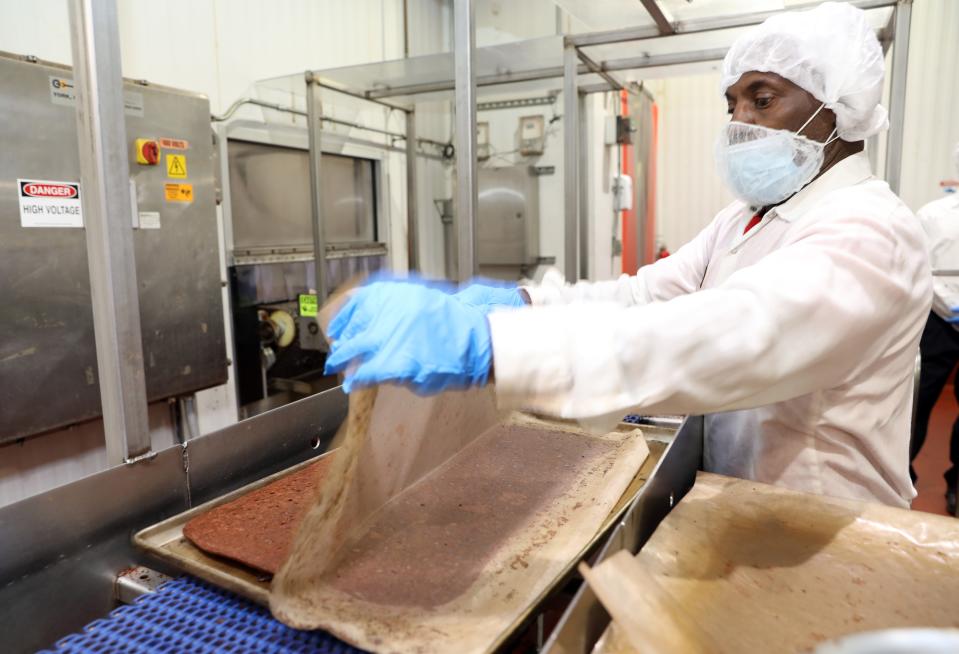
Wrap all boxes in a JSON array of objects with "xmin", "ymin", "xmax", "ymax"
[{"xmin": 0, "ymin": 52, "xmax": 227, "ymax": 443}]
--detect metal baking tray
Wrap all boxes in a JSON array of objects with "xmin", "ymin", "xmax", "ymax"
[{"xmin": 134, "ymin": 422, "xmax": 676, "ymax": 641}]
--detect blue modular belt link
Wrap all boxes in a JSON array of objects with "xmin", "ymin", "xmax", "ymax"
[{"xmin": 41, "ymin": 576, "xmax": 368, "ymax": 654}]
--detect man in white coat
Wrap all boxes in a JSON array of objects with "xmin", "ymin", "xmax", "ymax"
[
  {"xmin": 910, "ymin": 143, "xmax": 959, "ymax": 514},
  {"xmin": 325, "ymin": 2, "xmax": 931, "ymax": 509}
]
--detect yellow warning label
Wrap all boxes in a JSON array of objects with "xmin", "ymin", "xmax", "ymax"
[
  {"xmin": 299, "ymin": 294, "xmax": 318, "ymax": 317},
  {"xmin": 166, "ymin": 154, "xmax": 187, "ymax": 179},
  {"xmin": 164, "ymin": 183, "xmax": 193, "ymax": 203}
]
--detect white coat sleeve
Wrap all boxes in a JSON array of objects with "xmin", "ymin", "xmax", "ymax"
[
  {"xmin": 525, "ymin": 215, "xmax": 723, "ymax": 306},
  {"xmin": 917, "ymin": 202, "xmax": 959, "ymax": 318},
  {"xmin": 489, "ymin": 209, "xmax": 930, "ymax": 421}
]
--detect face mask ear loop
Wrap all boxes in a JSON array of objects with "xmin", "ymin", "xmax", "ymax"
[
  {"xmin": 795, "ymin": 103, "xmax": 826, "ymax": 137},
  {"xmin": 823, "ymin": 128, "xmax": 840, "ymax": 146}
]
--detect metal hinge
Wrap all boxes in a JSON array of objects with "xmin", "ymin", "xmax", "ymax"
[{"xmin": 114, "ymin": 566, "xmax": 174, "ymax": 604}]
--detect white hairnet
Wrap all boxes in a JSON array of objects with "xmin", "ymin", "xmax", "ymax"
[
  {"xmin": 955, "ymin": 142, "xmax": 959, "ymax": 176},
  {"xmin": 720, "ymin": 1, "xmax": 888, "ymax": 142}
]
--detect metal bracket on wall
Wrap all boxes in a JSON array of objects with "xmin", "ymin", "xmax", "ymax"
[
  {"xmin": 115, "ymin": 566, "xmax": 174, "ymax": 604},
  {"xmin": 477, "ymin": 95, "xmax": 557, "ymax": 112}
]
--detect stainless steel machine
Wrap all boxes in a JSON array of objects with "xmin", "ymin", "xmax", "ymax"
[
  {"xmin": 220, "ymin": 130, "xmax": 388, "ymax": 415},
  {"xmin": 0, "ymin": 50, "xmax": 227, "ymax": 444}
]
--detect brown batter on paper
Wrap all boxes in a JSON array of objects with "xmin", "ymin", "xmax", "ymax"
[
  {"xmin": 270, "ymin": 385, "xmax": 650, "ymax": 654},
  {"xmin": 183, "ymin": 456, "xmax": 335, "ymax": 574},
  {"xmin": 328, "ymin": 423, "xmax": 615, "ymax": 608},
  {"xmin": 590, "ymin": 472, "xmax": 959, "ymax": 654}
]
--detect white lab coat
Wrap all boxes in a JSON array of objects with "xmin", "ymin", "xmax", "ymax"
[
  {"xmin": 917, "ymin": 193, "xmax": 959, "ymax": 321},
  {"xmin": 489, "ymin": 152, "xmax": 931, "ymax": 507}
]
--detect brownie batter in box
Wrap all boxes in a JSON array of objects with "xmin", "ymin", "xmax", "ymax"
[{"xmin": 270, "ymin": 385, "xmax": 650, "ymax": 654}]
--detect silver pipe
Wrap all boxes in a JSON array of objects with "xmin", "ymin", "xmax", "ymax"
[
  {"xmin": 367, "ymin": 63, "xmax": 581, "ymax": 99},
  {"xmin": 305, "ymin": 74, "xmax": 329, "ymax": 300},
  {"xmin": 453, "ymin": 0, "xmax": 478, "ymax": 281},
  {"xmin": 67, "ymin": 0, "xmax": 151, "ymax": 464},
  {"xmin": 406, "ymin": 109, "xmax": 419, "ymax": 270},
  {"xmin": 563, "ymin": 44, "xmax": 579, "ymax": 281},
  {"xmin": 601, "ymin": 47, "xmax": 730, "ymax": 72},
  {"xmin": 212, "ymin": 97, "xmax": 450, "ymax": 151},
  {"xmin": 884, "ymin": 0, "xmax": 912, "ymax": 194},
  {"xmin": 314, "ymin": 80, "xmax": 411, "ymax": 113},
  {"xmin": 568, "ymin": 0, "xmax": 896, "ymax": 47}
]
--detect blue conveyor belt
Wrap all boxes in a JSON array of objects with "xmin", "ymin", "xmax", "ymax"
[{"xmin": 41, "ymin": 576, "xmax": 367, "ymax": 654}]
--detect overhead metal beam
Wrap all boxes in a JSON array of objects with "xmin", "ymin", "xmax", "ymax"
[
  {"xmin": 367, "ymin": 45, "xmax": 738, "ymax": 101},
  {"xmin": 578, "ymin": 81, "xmax": 620, "ymax": 95},
  {"xmin": 367, "ymin": 63, "xmax": 576, "ymax": 99},
  {"xmin": 568, "ymin": 0, "xmax": 896, "ymax": 47},
  {"xmin": 313, "ymin": 80, "xmax": 411, "ymax": 113},
  {"xmin": 575, "ymin": 47, "xmax": 626, "ymax": 91},
  {"xmin": 884, "ymin": 0, "xmax": 912, "ymax": 194},
  {"xmin": 453, "ymin": 0, "xmax": 478, "ymax": 281},
  {"xmin": 639, "ymin": 0, "xmax": 675, "ymax": 35},
  {"xmin": 67, "ymin": 0, "xmax": 151, "ymax": 465},
  {"xmin": 601, "ymin": 47, "xmax": 731, "ymax": 72}
]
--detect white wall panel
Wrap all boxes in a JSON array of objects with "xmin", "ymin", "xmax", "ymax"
[
  {"xmin": 647, "ymin": 71, "xmax": 734, "ymax": 253},
  {"xmin": 587, "ymin": 92, "xmax": 617, "ymax": 281},
  {"xmin": 898, "ymin": 0, "xmax": 959, "ymax": 212}
]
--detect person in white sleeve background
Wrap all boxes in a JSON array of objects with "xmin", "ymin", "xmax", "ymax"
[
  {"xmin": 910, "ymin": 142, "xmax": 959, "ymax": 515},
  {"xmin": 324, "ymin": 2, "xmax": 932, "ymax": 509}
]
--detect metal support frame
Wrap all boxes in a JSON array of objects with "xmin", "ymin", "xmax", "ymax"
[
  {"xmin": 477, "ymin": 95, "xmax": 556, "ymax": 111},
  {"xmin": 568, "ymin": 0, "xmax": 896, "ymax": 47},
  {"xmin": 406, "ymin": 109, "xmax": 419, "ymax": 270},
  {"xmin": 639, "ymin": 0, "xmax": 675, "ymax": 35},
  {"xmin": 563, "ymin": 43, "xmax": 579, "ymax": 281},
  {"xmin": 304, "ymin": 73, "xmax": 328, "ymax": 299},
  {"xmin": 453, "ymin": 0, "xmax": 478, "ymax": 281},
  {"xmin": 575, "ymin": 49, "xmax": 625, "ymax": 92},
  {"xmin": 364, "ymin": 44, "xmax": 740, "ymax": 103},
  {"xmin": 67, "ymin": 0, "xmax": 151, "ymax": 465},
  {"xmin": 884, "ymin": 0, "xmax": 912, "ymax": 194},
  {"xmin": 578, "ymin": 92, "xmax": 590, "ymax": 280},
  {"xmin": 602, "ymin": 47, "xmax": 730, "ymax": 72},
  {"xmin": 315, "ymin": 80, "xmax": 411, "ymax": 114}
]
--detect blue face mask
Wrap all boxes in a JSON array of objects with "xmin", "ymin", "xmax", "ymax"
[{"xmin": 715, "ymin": 104, "xmax": 838, "ymax": 207}]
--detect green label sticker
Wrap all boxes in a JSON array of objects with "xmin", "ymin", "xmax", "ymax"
[{"xmin": 299, "ymin": 294, "xmax": 318, "ymax": 317}]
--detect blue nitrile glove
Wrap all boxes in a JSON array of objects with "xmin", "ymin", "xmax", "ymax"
[
  {"xmin": 454, "ymin": 278, "xmax": 526, "ymax": 316},
  {"xmin": 324, "ymin": 279, "xmax": 492, "ymax": 394}
]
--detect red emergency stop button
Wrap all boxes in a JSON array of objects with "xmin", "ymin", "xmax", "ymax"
[{"xmin": 135, "ymin": 138, "xmax": 160, "ymax": 165}]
